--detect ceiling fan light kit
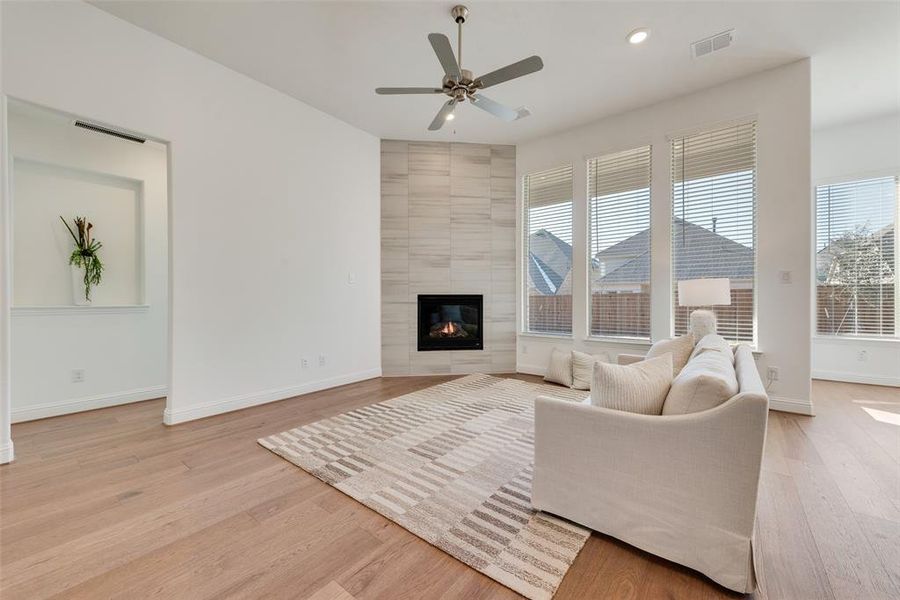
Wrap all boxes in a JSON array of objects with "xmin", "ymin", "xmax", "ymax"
[{"xmin": 375, "ymin": 5, "xmax": 544, "ymax": 131}]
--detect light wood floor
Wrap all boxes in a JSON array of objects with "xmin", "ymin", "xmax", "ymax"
[{"xmin": 1, "ymin": 375, "xmax": 898, "ymax": 599}]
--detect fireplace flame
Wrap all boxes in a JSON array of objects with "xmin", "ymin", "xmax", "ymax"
[{"xmin": 439, "ymin": 321, "xmax": 459, "ymax": 335}]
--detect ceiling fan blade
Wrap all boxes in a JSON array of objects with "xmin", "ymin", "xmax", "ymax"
[
  {"xmin": 471, "ymin": 94, "xmax": 518, "ymax": 122},
  {"xmin": 428, "ymin": 99, "xmax": 457, "ymax": 131},
  {"xmin": 376, "ymin": 87, "xmax": 443, "ymax": 95},
  {"xmin": 475, "ymin": 56, "xmax": 544, "ymax": 89},
  {"xmin": 428, "ymin": 33, "xmax": 461, "ymax": 80}
]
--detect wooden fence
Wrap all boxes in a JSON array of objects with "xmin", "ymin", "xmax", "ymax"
[
  {"xmin": 527, "ymin": 288, "xmax": 756, "ymax": 341},
  {"xmin": 816, "ymin": 284, "xmax": 895, "ymax": 336}
]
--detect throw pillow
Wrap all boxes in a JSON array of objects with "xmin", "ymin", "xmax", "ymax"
[
  {"xmin": 591, "ymin": 354, "xmax": 673, "ymax": 415},
  {"xmin": 544, "ymin": 347, "xmax": 573, "ymax": 387},
  {"xmin": 645, "ymin": 333, "xmax": 694, "ymax": 376},
  {"xmin": 663, "ymin": 348, "xmax": 739, "ymax": 415},
  {"xmin": 571, "ymin": 350, "xmax": 607, "ymax": 390},
  {"xmin": 690, "ymin": 333, "xmax": 734, "ymax": 364}
]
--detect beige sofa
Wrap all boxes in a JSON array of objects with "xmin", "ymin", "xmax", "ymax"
[{"xmin": 532, "ymin": 344, "xmax": 768, "ymax": 593}]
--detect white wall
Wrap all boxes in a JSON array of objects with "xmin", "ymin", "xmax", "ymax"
[
  {"xmin": 8, "ymin": 106, "xmax": 169, "ymax": 422},
  {"xmin": 1, "ymin": 0, "xmax": 381, "ymax": 458},
  {"xmin": 516, "ymin": 60, "xmax": 813, "ymax": 414},
  {"xmin": 811, "ymin": 113, "xmax": 900, "ymax": 386}
]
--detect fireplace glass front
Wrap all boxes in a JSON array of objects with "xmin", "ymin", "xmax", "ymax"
[{"xmin": 417, "ymin": 294, "xmax": 483, "ymax": 351}]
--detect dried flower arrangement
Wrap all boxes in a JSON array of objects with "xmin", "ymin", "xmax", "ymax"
[{"xmin": 60, "ymin": 215, "xmax": 104, "ymax": 301}]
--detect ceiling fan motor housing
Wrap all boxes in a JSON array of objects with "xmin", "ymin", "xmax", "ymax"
[{"xmin": 443, "ymin": 69, "xmax": 478, "ymax": 101}]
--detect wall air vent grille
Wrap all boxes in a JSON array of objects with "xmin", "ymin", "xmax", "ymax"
[
  {"xmin": 74, "ymin": 121, "xmax": 146, "ymax": 144},
  {"xmin": 692, "ymin": 30, "xmax": 734, "ymax": 58}
]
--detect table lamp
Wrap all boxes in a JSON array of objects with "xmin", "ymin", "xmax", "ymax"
[{"xmin": 678, "ymin": 278, "xmax": 731, "ymax": 339}]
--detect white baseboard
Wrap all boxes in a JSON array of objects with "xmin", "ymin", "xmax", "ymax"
[
  {"xmin": 163, "ymin": 368, "xmax": 382, "ymax": 425},
  {"xmin": 812, "ymin": 370, "xmax": 900, "ymax": 388},
  {"xmin": 0, "ymin": 440, "xmax": 14, "ymax": 464},
  {"xmin": 516, "ymin": 364, "xmax": 546, "ymax": 377},
  {"xmin": 11, "ymin": 385, "xmax": 168, "ymax": 423},
  {"xmin": 769, "ymin": 396, "xmax": 815, "ymax": 416}
]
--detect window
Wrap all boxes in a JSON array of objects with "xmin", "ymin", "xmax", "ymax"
[
  {"xmin": 588, "ymin": 146, "xmax": 652, "ymax": 339},
  {"xmin": 671, "ymin": 122, "xmax": 757, "ymax": 342},
  {"xmin": 523, "ymin": 165, "xmax": 573, "ymax": 334},
  {"xmin": 815, "ymin": 176, "xmax": 898, "ymax": 337}
]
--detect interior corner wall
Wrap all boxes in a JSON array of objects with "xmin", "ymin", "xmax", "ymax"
[
  {"xmin": 8, "ymin": 108, "xmax": 169, "ymax": 422},
  {"xmin": 811, "ymin": 113, "xmax": 900, "ymax": 387},
  {"xmin": 516, "ymin": 60, "xmax": 813, "ymax": 412},
  {"xmin": 1, "ymin": 1, "xmax": 382, "ymax": 430},
  {"xmin": 381, "ymin": 141, "xmax": 516, "ymax": 375},
  {"xmin": 1, "ymin": 90, "xmax": 13, "ymax": 462}
]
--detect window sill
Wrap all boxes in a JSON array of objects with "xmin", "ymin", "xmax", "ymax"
[
  {"xmin": 583, "ymin": 336, "xmax": 653, "ymax": 347},
  {"xmin": 813, "ymin": 335, "xmax": 899, "ymax": 346},
  {"xmin": 12, "ymin": 305, "xmax": 150, "ymax": 316},
  {"xmin": 518, "ymin": 331, "xmax": 573, "ymax": 341}
]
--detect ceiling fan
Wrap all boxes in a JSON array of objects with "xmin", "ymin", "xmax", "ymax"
[{"xmin": 375, "ymin": 5, "xmax": 544, "ymax": 131}]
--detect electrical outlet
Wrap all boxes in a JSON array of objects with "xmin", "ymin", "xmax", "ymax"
[
  {"xmin": 71, "ymin": 369, "xmax": 85, "ymax": 383},
  {"xmin": 778, "ymin": 270, "xmax": 792, "ymax": 284},
  {"xmin": 301, "ymin": 358, "xmax": 309, "ymax": 369},
  {"xmin": 857, "ymin": 350, "xmax": 868, "ymax": 362},
  {"xmin": 521, "ymin": 344, "xmax": 528, "ymax": 355},
  {"xmin": 767, "ymin": 366, "xmax": 779, "ymax": 382},
  {"xmin": 318, "ymin": 354, "xmax": 326, "ymax": 367}
]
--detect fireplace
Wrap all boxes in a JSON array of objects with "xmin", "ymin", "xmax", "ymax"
[{"xmin": 417, "ymin": 294, "xmax": 483, "ymax": 351}]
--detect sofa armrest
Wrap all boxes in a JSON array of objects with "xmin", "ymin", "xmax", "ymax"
[
  {"xmin": 533, "ymin": 392, "xmax": 768, "ymax": 537},
  {"xmin": 532, "ymin": 393, "xmax": 768, "ymax": 593},
  {"xmin": 616, "ymin": 353, "xmax": 646, "ymax": 365}
]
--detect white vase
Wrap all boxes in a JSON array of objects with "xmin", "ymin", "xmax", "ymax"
[{"xmin": 71, "ymin": 263, "xmax": 92, "ymax": 306}]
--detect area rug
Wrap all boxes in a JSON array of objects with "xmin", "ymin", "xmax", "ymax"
[{"xmin": 258, "ymin": 374, "xmax": 590, "ymax": 600}]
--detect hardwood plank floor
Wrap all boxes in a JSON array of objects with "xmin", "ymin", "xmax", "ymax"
[{"xmin": 1, "ymin": 375, "xmax": 897, "ymax": 599}]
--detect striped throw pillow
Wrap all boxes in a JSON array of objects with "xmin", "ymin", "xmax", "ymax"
[{"xmin": 591, "ymin": 354, "xmax": 673, "ymax": 415}]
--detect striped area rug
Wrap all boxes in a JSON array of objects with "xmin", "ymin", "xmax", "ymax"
[{"xmin": 258, "ymin": 374, "xmax": 590, "ymax": 600}]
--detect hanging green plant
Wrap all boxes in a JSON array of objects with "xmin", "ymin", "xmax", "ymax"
[{"xmin": 60, "ymin": 215, "xmax": 104, "ymax": 301}]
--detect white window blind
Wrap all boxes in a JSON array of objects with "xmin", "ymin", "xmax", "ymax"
[
  {"xmin": 588, "ymin": 145, "xmax": 652, "ymax": 339},
  {"xmin": 523, "ymin": 165, "xmax": 574, "ymax": 334},
  {"xmin": 816, "ymin": 176, "xmax": 898, "ymax": 337},
  {"xmin": 671, "ymin": 122, "xmax": 757, "ymax": 342}
]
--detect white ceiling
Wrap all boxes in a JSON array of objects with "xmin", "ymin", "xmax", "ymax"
[{"xmin": 91, "ymin": 1, "xmax": 900, "ymax": 144}]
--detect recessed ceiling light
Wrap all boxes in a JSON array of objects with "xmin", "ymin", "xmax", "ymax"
[
  {"xmin": 445, "ymin": 113, "xmax": 455, "ymax": 121},
  {"xmin": 627, "ymin": 28, "xmax": 650, "ymax": 45}
]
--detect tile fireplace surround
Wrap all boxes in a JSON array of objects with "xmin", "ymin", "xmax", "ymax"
[{"xmin": 381, "ymin": 140, "xmax": 516, "ymax": 375}]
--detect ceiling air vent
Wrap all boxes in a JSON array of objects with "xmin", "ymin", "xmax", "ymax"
[
  {"xmin": 692, "ymin": 29, "xmax": 734, "ymax": 59},
  {"xmin": 74, "ymin": 120, "xmax": 146, "ymax": 144}
]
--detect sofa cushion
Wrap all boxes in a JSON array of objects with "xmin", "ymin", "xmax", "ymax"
[
  {"xmin": 646, "ymin": 333, "xmax": 694, "ymax": 376},
  {"xmin": 572, "ymin": 350, "xmax": 606, "ymax": 390},
  {"xmin": 591, "ymin": 354, "xmax": 673, "ymax": 415},
  {"xmin": 544, "ymin": 347, "xmax": 573, "ymax": 387},
  {"xmin": 690, "ymin": 333, "xmax": 734, "ymax": 365},
  {"xmin": 663, "ymin": 347, "xmax": 738, "ymax": 415}
]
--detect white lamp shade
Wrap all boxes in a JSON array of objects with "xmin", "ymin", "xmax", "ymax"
[{"xmin": 678, "ymin": 278, "xmax": 731, "ymax": 306}]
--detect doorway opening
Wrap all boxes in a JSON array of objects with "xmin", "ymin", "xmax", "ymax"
[{"xmin": 5, "ymin": 99, "xmax": 171, "ymax": 428}]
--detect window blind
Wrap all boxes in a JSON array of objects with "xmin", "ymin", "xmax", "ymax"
[
  {"xmin": 671, "ymin": 122, "xmax": 757, "ymax": 342},
  {"xmin": 588, "ymin": 145, "xmax": 652, "ymax": 339},
  {"xmin": 523, "ymin": 165, "xmax": 574, "ymax": 334},
  {"xmin": 815, "ymin": 176, "xmax": 898, "ymax": 337}
]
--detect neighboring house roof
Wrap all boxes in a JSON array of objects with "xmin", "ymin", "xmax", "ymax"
[
  {"xmin": 528, "ymin": 219, "xmax": 755, "ymax": 295},
  {"xmin": 527, "ymin": 229, "xmax": 572, "ymax": 295},
  {"xmin": 595, "ymin": 218, "xmax": 754, "ymax": 284}
]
